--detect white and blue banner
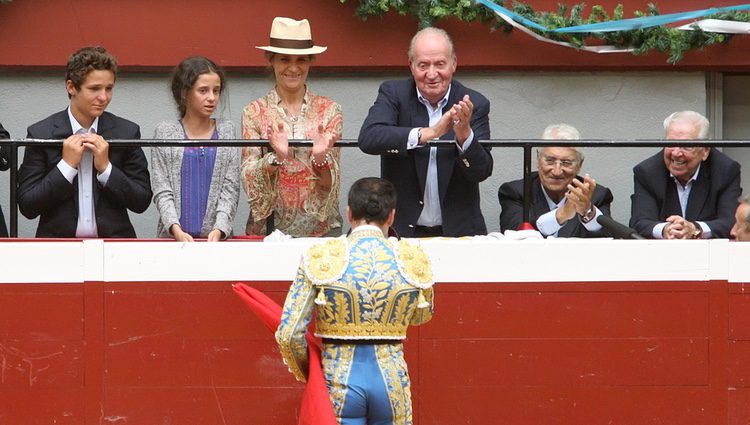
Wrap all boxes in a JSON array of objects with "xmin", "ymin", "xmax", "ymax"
[{"xmin": 474, "ymin": 0, "xmax": 750, "ymax": 53}]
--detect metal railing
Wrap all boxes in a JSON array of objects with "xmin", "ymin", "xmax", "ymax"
[{"xmin": 1, "ymin": 138, "xmax": 747, "ymax": 238}]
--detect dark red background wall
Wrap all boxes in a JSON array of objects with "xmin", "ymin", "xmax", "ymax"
[{"xmin": 1, "ymin": 0, "xmax": 750, "ymax": 70}]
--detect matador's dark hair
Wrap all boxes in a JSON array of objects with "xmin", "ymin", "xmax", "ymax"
[{"xmin": 347, "ymin": 177, "xmax": 397, "ymax": 224}]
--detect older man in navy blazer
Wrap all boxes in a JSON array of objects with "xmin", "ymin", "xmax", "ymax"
[
  {"xmin": 358, "ymin": 27, "xmax": 492, "ymax": 237},
  {"xmin": 630, "ymin": 111, "xmax": 741, "ymax": 239},
  {"xmin": 18, "ymin": 46, "xmax": 151, "ymax": 238}
]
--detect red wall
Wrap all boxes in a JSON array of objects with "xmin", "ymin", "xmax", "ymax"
[
  {"xmin": 0, "ymin": 278, "xmax": 745, "ymax": 424},
  {"xmin": 1, "ymin": 0, "xmax": 750, "ymax": 70}
]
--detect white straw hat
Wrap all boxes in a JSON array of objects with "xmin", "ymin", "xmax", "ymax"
[{"xmin": 256, "ymin": 17, "xmax": 327, "ymax": 55}]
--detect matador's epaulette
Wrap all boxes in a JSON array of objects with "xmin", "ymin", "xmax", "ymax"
[
  {"xmin": 302, "ymin": 237, "xmax": 349, "ymax": 286},
  {"xmin": 393, "ymin": 238, "xmax": 434, "ymax": 309},
  {"xmin": 393, "ymin": 238, "xmax": 434, "ymax": 289}
]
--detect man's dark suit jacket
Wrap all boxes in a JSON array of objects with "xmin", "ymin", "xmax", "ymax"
[
  {"xmin": 18, "ymin": 110, "xmax": 152, "ymax": 238},
  {"xmin": 629, "ymin": 148, "xmax": 741, "ymax": 239},
  {"xmin": 358, "ymin": 79, "xmax": 493, "ymax": 237},
  {"xmin": 0, "ymin": 121, "xmax": 9, "ymax": 237},
  {"xmin": 498, "ymin": 172, "xmax": 614, "ymax": 237}
]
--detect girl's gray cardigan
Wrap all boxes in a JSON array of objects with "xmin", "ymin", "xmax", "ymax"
[{"xmin": 150, "ymin": 119, "xmax": 240, "ymax": 239}]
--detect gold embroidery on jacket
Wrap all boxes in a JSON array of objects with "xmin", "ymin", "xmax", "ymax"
[{"xmin": 311, "ymin": 230, "xmax": 434, "ymax": 340}]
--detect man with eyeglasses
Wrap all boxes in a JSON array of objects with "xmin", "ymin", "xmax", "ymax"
[
  {"xmin": 498, "ymin": 124, "xmax": 613, "ymax": 237},
  {"xmin": 630, "ymin": 111, "xmax": 741, "ymax": 239}
]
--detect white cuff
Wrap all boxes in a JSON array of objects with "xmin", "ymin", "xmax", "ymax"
[
  {"xmin": 96, "ymin": 162, "xmax": 113, "ymax": 186},
  {"xmin": 455, "ymin": 129, "xmax": 474, "ymax": 152},
  {"xmin": 56, "ymin": 159, "xmax": 78, "ymax": 183},
  {"xmin": 536, "ymin": 209, "xmax": 562, "ymax": 237},
  {"xmin": 652, "ymin": 222, "xmax": 667, "ymax": 239},
  {"xmin": 407, "ymin": 128, "xmax": 421, "ymax": 150}
]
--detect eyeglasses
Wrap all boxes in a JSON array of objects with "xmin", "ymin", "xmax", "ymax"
[
  {"xmin": 541, "ymin": 156, "xmax": 578, "ymax": 170},
  {"xmin": 665, "ymin": 146, "xmax": 704, "ymax": 153}
]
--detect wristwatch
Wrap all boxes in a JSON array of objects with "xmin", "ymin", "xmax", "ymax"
[
  {"xmin": 580, "ymin": 206, "xmax": 596, "ymax": 224},
  {"xmin": 417, "ymin": 128, "xmax": 423, "ymax": 144},
  {"xmin": 691, "ymin": 222, "xmax": 703, "ymax": 239}
]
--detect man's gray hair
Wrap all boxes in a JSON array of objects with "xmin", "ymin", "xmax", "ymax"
[
  {"xmin": 539, "ymin": 123, "xmax": 584, "ymax": 162},
  {"xmin": 740, "ymin": 194, "xmax": 750, "ymax": 227},
  {"xmin": 542, "ymin": 123, "xmax": 580, "ymax": 140},
  {"xmin": 408, "ymin": 27, "xmax": 455, "ymax": 63},
  {"xmin": 663, "ymin": 110, "xmax": 710, "ymax": 140}
]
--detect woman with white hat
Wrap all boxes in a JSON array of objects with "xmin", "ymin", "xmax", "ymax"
[{"xmin": 240, "ymin": 17, "xmax": 343, "ymax": 237}]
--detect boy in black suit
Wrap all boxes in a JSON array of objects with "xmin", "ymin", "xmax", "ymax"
[{"xmin": 18, "ymin": 46, "xmax": 151, "ymax": 238}]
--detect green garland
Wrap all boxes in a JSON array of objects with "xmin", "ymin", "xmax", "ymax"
[{"xmin": 338, "ymin": 0, "xmax": 750, "ymax": 63}]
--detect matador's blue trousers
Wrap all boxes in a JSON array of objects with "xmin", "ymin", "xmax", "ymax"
[{"xmin": 322, "ymin": 342, "xmax": 413, "ymax": 425}]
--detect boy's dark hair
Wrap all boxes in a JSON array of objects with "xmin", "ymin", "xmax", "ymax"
[{"xmin": 66, "ymin": 46, "xmax": 117, "ymax": 98}]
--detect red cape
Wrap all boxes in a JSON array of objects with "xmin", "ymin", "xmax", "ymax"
[{"xmin": 233, "ymin": 283, "xmax": 337, "ymax": 425}]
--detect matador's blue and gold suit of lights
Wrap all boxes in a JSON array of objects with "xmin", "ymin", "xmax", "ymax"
[{"xmin": 276, "ymin": 225, "xmax": 434, "ymax": 425}]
